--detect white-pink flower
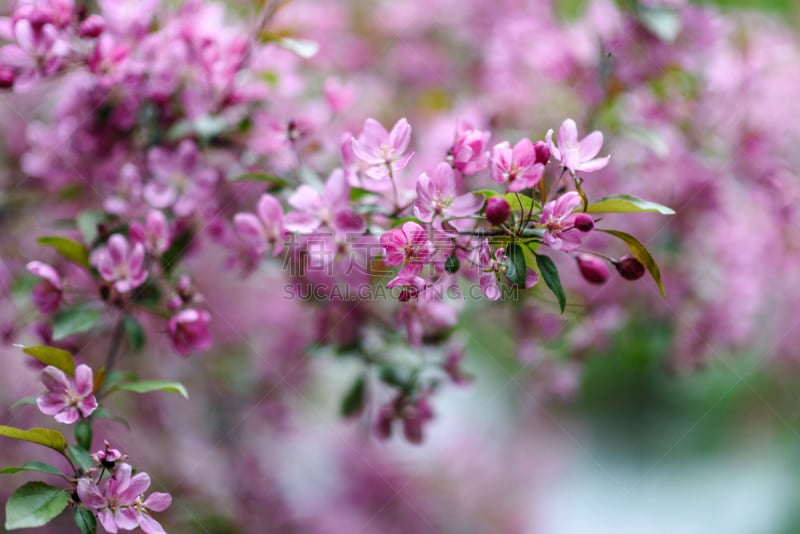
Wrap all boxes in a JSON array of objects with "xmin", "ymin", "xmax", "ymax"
[
  {"xmin": 93, "ymin": 234, "xmax": 148, "ymax": 293},
  {"xmin": 350, "ymin": 118, "xmax": 414, "ymax": 180},
  {"xmin": 490, "ymin": 139, "xmax": 544, "ymax": 192},
  {"xmin": 36, "ymin": 364, "xmax": 98, "ymax": 424},
  {"xmin": 546, "ymin": 119, "xmax": 610, "ymax": 174},
  {"xmin": 540, "ymin": 191, "xmax": 585, "ymax": 251},
  {"xmin": 413, "ymin": 162, "xmax": 484, "ymax": 223},
  {"xmin": 284, "ymin": 170, "xmax": 365, "ymax": 235},
  {"xmin": 233, "ymin": 194, "xmax": 286, "ymax": 257},
  {"xmin": 381, "ymin": 222, "xmax": 434, "ymax": 278}
]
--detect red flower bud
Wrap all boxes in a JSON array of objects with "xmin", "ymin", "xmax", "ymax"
[
  {"xmin": 573, "ymin": 213, "xmax": 594, "ymax": 232},
  {"xmin": 0, "ymin": 67, "xmax": 15, "ymax": 89},
  {"xmin": 79, "ymin": 15, "xmax": 105, "ymax": 38},
  {"xmin": 485, "ymin": 197, "xmax": 511, "ymax": 225},
  {"xmin": 615, "ymin": 255, "xmax": 645, "ymax": 280},
  {"xmin": 576, "ymin": 254, "xmax": 609, "ymax": 285},
  {"xmin": 533, "ymin": 140, "xmax": 551, "ymax": 165}
]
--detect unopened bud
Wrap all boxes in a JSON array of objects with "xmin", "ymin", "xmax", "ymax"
[
  {"xmin": 79, "ymin": 15, "xmax": 105, "ymax": 38},
  {"xmin": 576, "ymin": 254, "xmax": 609, "ymax": 285},
  {"xmin": 485, "ymin": 197, "xmax": 510, "ymax": 225},
  {"xmin": 573, "ymin": 213, "xmax": 594, "ymax": 232},
  {"xmin": 615, "ymin": 255, "xmax": 645, "ymax": 280},
  {"xmin": 533, "ymin": 140, "xmax": 551, "ymax": 165},
  {"xmin": 0, "ymin": 67, "xmax": 14, "ymax": 89}
]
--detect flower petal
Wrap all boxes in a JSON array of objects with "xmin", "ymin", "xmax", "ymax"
[
  {"xmin": 74, "ymin": 364, "xmax": 94, "ymax": 397},
  {"xmin": 144, "ymin": 492, "xmax": 172, "ymax": 512}
]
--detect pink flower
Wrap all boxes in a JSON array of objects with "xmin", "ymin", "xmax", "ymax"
[
  {"xmin": 233, "ymin": 194, "xmax": 286, "ymax": 257},
  {"xmin": 540, "ymin": 192, "xmax": 585, "ymax": 251},
  {"xmin": 77, "ymin": 463, "xmax": 172, "ymax": 534},
  {"xmin": 450, "ymin": 121, "xmax": 490, "ymax": 175},
  {"xmin": 26, "ymin": 261, "xmax": 62, "ymax": 314},
  {"xmin": 380, "ymin": 222, "xmax": 434, "ymax": 277},
  {"xmin": 350, "ymin": 118, "xmax": 414, "ymax": 180},
  {"xmin": 475, "ymin": 240, "xmax": 538, "ymax": 300},
  {"xmin": 145, "ymin": 140, "xmax": 217, "ymax": 217},
  {"xmin": 93, "ymin": 234, "xmax": 148, "ymax": 293},
  {"xmin": 546, "ymin": 119, "xmax": 610, "ymax": 174},
  {"xmin": 413, "ymin": 162, "xmax": 484, "ymax": 223},
  {"xmin": 168, "ymin": 308, "xmax": 212, "ymax": 356},
  {"xmin": 284, "ymin": 170, "xmax": 365, "ymax": 235},
  {"xmin": 129, "ymin": 210, "xmax": 171, "ymax": 255},
  {"xmin": 490, "ymin": 139, "xmax": 544, "ymax": 192},
  {"xmin": 36, "ymin": 364, "xmax": 98, "ymax": 424}
]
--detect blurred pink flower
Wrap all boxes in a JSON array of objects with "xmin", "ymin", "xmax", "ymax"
[
  {"xmin": 36, "ymin": 364, "xmax": 98, "ymax": 424},
  {"xmin": 351, "ymin": 118, "xmax": 414, "ymax": 180},
  {"xmin": 129, "ymin": 210, "xmax": 171, "ymax": 255},
  {"xmin": 450, "ymin": 121, "xmax": 491, "ymax": 175},
  {"xmin": 284, "ymin": 170, "xmax": 365, "ymax": 235},
  {"xmin": 26, "ymin": 260, "xmax": 62, "ymax": 314},
  {"xmin": 413, "ymin": 162, "xmax": 484, "ymax": 223},
  {"xmin": 233, "ymin": 194, "xmax": 287, "ymax": 257},
  {"xmin": 546, "ymin": 118, "xmax": 610, "ymax": 174},
  {"xmin": 168, "ymin": 308, "xmax": 212, "ymax": 356},
  {"xmin": 93, "ymin": 234, "xmax": 148, "ymax": 293},
  {"xmin": 490, "ymin": 138, "xmax": 544, "ymax": 192}
]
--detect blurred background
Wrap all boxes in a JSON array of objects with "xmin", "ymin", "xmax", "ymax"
[{"xmin": 2, "ymin": 0, "xmax": 800, "ymax": 532}]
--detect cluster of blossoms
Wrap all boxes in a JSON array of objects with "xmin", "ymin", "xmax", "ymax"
[{"xmin": 10, "ymin": 0, "xmax": 800, "ymax": 529}]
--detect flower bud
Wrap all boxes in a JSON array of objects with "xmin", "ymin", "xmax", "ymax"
[
  {"xmin": 79, "ymin": 15, "xmax": 105, "ymax": 38},
  {"xmin": 0, "ymin": 67, "xmax": 14, "ymax": 89},
  {"xmin": 576, "ymin": 254, "xmax": 609, "ymax": 285},
  {"xmin": 533, "ymin": 140, "xmax": 551, "ymax": 165},
  {"xmin": 615, "ymin": 255, "xmax": 645, "ymax": 280},
  {"xmin": 485, "ymin": 197, "xmax": 510, "ymax": 225},
  {"xmin": 573, "ymin": 213, "xmax": 594, "ymax": 232}
]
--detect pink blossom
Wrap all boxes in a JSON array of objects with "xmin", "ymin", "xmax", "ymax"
[
  {"xmin": 26, "ymin": 260, "xmax": 62, "ymax": 314},
  {"xmin": 540, "ymin": 191, "xmax": 585, "ymax": 251},
  {"xmin": 145, "ymin": 140, "xmax": 218, "ymax": 217},
  {"xmin": 476, "ymin": 240, "xmax": 538, "ymax": 300},
  {"xmin": 350, "ymin": 118, "xmax": 414, "ymax": 180},
  {"xmin": 77, "ymin": 463, "xmax": 171, "ymax": 534},
  {"xmin": 168, "ymin": 308, "xmax": 212, "ymax": 356},
  {"xmin": 93, "ymin": 234, "xmax": 148, "ymax": 293},
  {"xmin": 0, "ymin": 16, "xmax": 70, "ymax": 91},
  {"xmin": 413, "ymin": 162, "xmax": 484, "ymax": 223},
  {"xmin": 450, "ymin": 121, "xmax": 490, "ymax": 175},
  {"xmin": 490, "ymin": 139, "xmax": 544, "ymax": 192},
  {"xmin": 36, "ymin": 364, "xmax": 98, "ymax": 424},
  {"xmin": 323, "ymin": 78, "xmax": 355, "ymax": 113},
  {"xmin": 129, "ymin": 210, "xmax": 171, "ymax": 255},
  {"xmin": 380, "ymin": 222, "xmax": 434, "ymax": 277},
  {"xmin": 545, "ymin": 118, "xmax": 610, "ymax": 174},
  {"xmin": 233, "ymin": 194, "xmax": 286, "ymax": 256},
  {"xmin": 284, "ymin": 170, "xmax": 365, "ymax": 235}
]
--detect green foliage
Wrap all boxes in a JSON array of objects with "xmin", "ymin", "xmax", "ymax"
[
  {"xmin": 599, "ymin": 229, "xmax": 666, "ymax": 297},
  {"xmin": 504, "ymin": 243, "xmax": 527, "ymax": 288},
  {"xmin": 0, "ymin": 426, "xmax": 67, "ymax": 453},
  {"xmin": 74, "ymin": 506, "xmax": 97, "ymax": 534},
  {"xmin": 0, "ymin": 462, "xmax": 64, "ymax": 477},
  {"xmin": 52, "ymin": 306, "xmax": 102, "ymax": 341},
  {"xmin": 117, "ymin": 380, "xmax": 189, "ymax": 399},
  {"xmin": 21, "ymin": 345, "xmax": 75, "ymax": 375},
  {"xmin": 586, "ymin": 194, "xmax": 675, "ymax": 215},
  {"xmin": 534, "ymin": 253, "xmax": 567, "ymax": 313},
  {"xmin": 340, "ymin": 375, "xmax": 366, "ymax": 417},
  {"xmin": 4, "ymin": 482, "xmax": 69, "ymax": 530},
  {"xmin": 74, "ymin": 420, "xmax": 92, "ymax": 451},
  {"xmin": 66, "ymin": 445, "xmax": 93, "ymax": 473},
  {"xmin": 36, "ymin": 236, "xmax": 90, "ymax": 269},
  {"xmin": 123, "ymin": 316, "xmax": 146, "ymax": 352}
]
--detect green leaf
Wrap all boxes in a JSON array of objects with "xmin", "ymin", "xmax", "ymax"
[
  {"xmin": 599, "ymin": 229, "xmax": 667, "ymax": 298},
  {"xmin": 160, "ymin": 230, "xmax": 194, "ymax": 274},
  {"xmin": 0, "ymin": 426, "xmax": 66, "ymax": 453},
  {"xmin": 474, "ymin": 188, "xmax": 501, "ymax": 199},
  {"xmin": 122, "ymin": 316, "xmax": 145, "ymax": 352},
  {"xmin": 391, "ymin": 216, "xmax": 423, "ymax": 228},
  {"xmin": 535, "ymin": 253, "xmax": 567, "ymax": 313},
  {"xmin": 75, "ymin": 211, "xmax": 108, "ymax": 245},
  {"xmin": 278, "ymin": 37, "xmax": 319, "ymax": 59},
  {"xmin": 5, "ymin": 482, "xmax": 69, "ymax": 530},
  {"xmin": 340, "ymin": 375, "xmax": 366, "ymax": 417},
  {"xmin": 503, "ymin": 193, "xmax": 539, "ymax": 215},
  {"xmin": 66, "ymin": 445, "xmax": 93, "ymax": 473},
  {"xmin": 0, "ymin": 462, "xmax": 64, "ymax": 477},
  {"xmin": 74, "ymin": 420, "xmax": 92, "ymax": 451},
  {"xmin": 74, "ymin": 506, "xmax": 97, "ymax": 534},
  {"xmin": 444, "ymin": 254, "xmax": 460, "ymax": 275},
  {"xmin": 379, "ymin": 366, "xmax": 408, "ymax": 389},
  {"xmin": 349, "ymin": 186, "xmax": 375, "ymax": 202},
  {"xmin": 117, "ymin": 380, "xmax": 189, "ymax": 399},
  {"xmin": 36, "ymin": 236, "xmax": 89, "ymax": 269},
  {"xmin": 52, "ymin": 306, "xmax": 102, "ymax": 341},
  {"xmin": 638, "ymin": 6, "xmax": 681, "ymax": 42},
  {"xmin": 504, "ymin": 244, "xmax": 528, "ymax": 288},
  {"xmin": 586, "ymin": 194, "xmax": 675, "ymax": 215},
  {"xmin": 21, "ymin": 345, "xmax": 75, "ymax": 375},
  {"xmin": 90, "ymin": 406, "xmax": 130, "ymax": 430}
]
